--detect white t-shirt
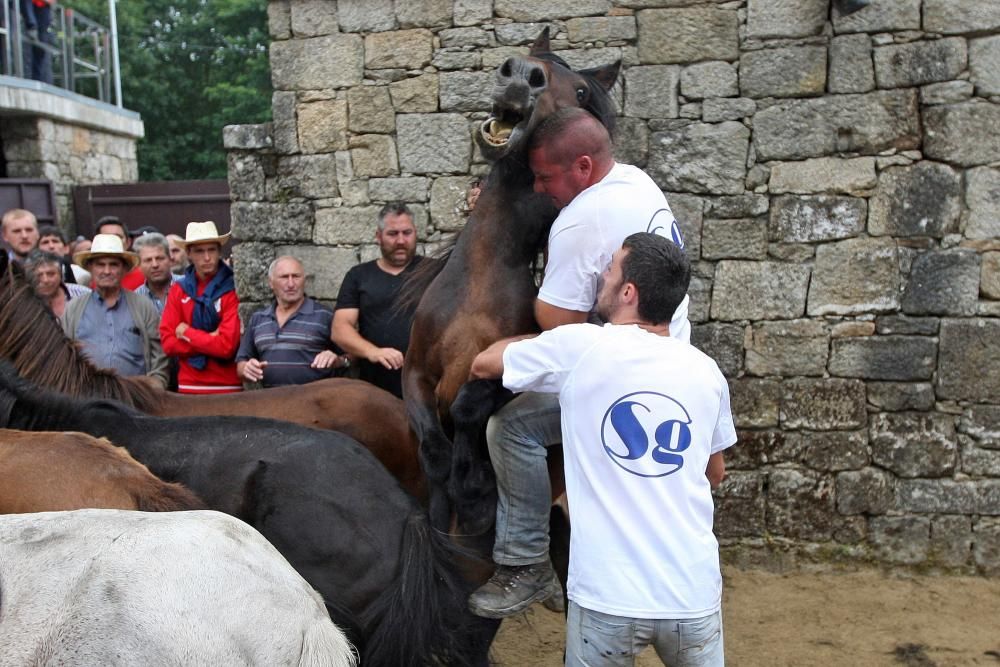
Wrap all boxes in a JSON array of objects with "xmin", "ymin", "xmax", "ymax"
[
  {"xmin": 503, "ymin": 323, "xmax": 737, "ymax": 619},
  {"xmin": 538, "ymin": 162, "xmax": 691, "ymax": 343}
]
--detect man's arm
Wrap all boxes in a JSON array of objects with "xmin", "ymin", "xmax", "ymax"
[
  {"xmin": 332, "ymin": 307, "xmax": 404, "ymax": 370},
  {"xmin": 706, "ymin": 452, "xmax": 726, "ymax": 489},
  {"xmin": 469, "ymin": 334, "xmax": 538, "ymax": 380},
  {"xmin": 534, "ymin": 299, "xmax": 588, "ymax": 331}
]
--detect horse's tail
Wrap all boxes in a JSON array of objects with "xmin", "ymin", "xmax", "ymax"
[
  {"xmin": 360, "ymin": 511, "xmax": 497, "ymax": 667},
  {"xmin": 135, "ymin": 480, "xmax": 207, "ymax": 512},
  {"xmin": 298, "ymin": 615, "xmax": 359, "ymax": 667}
]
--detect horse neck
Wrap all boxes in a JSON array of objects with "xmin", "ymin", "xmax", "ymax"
[
  {"xmin": 0, "ymin": 277, "xmax": 151, "ymax": 409},
  {"xmin": 458, "ymin": 156, "xmax": 554, "ymax": 265}
]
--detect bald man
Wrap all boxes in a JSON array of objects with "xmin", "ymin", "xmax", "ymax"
[
  {"xmin": 236, "ymin": 255, "xmax": 347, "ymax": 388},
  {"xmin": 470, "ymin": 107, "xmax": 693, "ymax": 618}
]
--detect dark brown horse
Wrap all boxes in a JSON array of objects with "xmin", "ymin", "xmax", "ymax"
[
  {"xmin": 402, "ymin": 29, "xmax": 619, "ymax": 530},
  {"xmin": 0, "ymin": 429, "xmax": 205, "ymax": 513},
  {"xmin": 0, "ymin": 255, "xmax": 424, "ymax": 500}
]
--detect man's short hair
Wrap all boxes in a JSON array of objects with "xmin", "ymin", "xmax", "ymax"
[
  {"xmin": 95, "ymin": 215, "xmax": 129, "ymax": 237},
  {"xmin": 132, "ymin": 232, "xmax": 170, "ymax": 255},
  {"xmin": 267, "ymin": 255, "xmax": 304, "ymax": 279},
  {"xmin": 37, "ymin": 224, "xmax": 67, "ymax": 244},
  {"xmin": 528, "ymin": 107, "xmax": 612, "ymax": 167},
  {"xmin": 24, "ymin": 248, "xmax": 63, "ymax": 275},
  {"xmin": 620, "ymin": 232, "xmax": 690, "ymax": 326},
  {"xmin": 2, "ymin": 208, "xmax": 37, "ymax": 231},
  {"xmin": 377, "ymin": 202, "xmax": 414, "ymax": 231}
]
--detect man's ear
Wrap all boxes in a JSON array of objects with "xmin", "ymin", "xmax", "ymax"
[
  {"xmin": 622, "ymin": 282, "xmax": 639, "ymax": 305},
  {"xmin": 576, "ymin": 155, "xmax": 593, "ymax": 180}
]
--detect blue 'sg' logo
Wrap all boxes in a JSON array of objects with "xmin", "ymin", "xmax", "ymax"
[
  {"xmin": 600, "ymin": 391, "xmax": 692, "ymax": 478},
  {"xmin": 646, "ymin": 209, "xmax": 685, "ymax": 250}
]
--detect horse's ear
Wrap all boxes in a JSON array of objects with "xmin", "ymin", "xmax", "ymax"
[
  {"xmin": 581, "ymin": 60, "xmax": 621, "ymax": 92},
  {"xmin": 529, "ymin": 27, "xmax": 551, "ymax": 56}
]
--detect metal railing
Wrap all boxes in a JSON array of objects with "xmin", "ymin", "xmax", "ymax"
[{"xmin": 0, "ymin": 2, "xmax": 121, "ymax": 106}]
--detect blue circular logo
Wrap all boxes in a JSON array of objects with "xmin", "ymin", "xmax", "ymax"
[{"xmin": 600, "ymin": 391, "xmax": 692, "ymax": 478}]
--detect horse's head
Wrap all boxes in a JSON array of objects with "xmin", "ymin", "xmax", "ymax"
[{"xmin": 476, "ymin": 28, "xmax": 620, "ymax": 162}]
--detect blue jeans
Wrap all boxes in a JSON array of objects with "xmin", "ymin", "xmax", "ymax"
[
  {"xmin": 486, "ymin": 391, "xmax": 562, "ymax": 565},
  {"xmin": 566, "ymin": 602, "xmax": 724, "ymax": 667}
]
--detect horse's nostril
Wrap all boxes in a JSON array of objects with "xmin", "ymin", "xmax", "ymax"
[{"xmin": 529, "ymin": 68, "xmax": 545, "ymax": 89}]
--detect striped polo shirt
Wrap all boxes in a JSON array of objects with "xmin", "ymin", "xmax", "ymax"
[{"xmin": 235, "ymin": 297, "xmax": 337, "ymax": 387}]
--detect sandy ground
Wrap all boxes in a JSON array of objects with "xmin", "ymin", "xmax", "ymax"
[{"xmin": 491, "ymin": 567, "xmax": 1000, "ymax": 666}]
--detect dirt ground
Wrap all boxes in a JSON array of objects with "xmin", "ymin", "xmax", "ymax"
[{"xmin": 491, "ymin": 566, "xmax": 1000, "ymax": 666}]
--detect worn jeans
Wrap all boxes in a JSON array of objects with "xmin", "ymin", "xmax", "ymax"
[
  {"xmin": 566, "ymin": 602, "xmax": 724, "ymax": 667},
  {"xmin": 486, "ymin": 391, "xmax": 562, "ymax": 565}
]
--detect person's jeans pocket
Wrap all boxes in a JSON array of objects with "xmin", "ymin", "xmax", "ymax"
[
  {"xmin": 677, "ymin": 611, "xmax": 723, "ymax": 665},
  {"xmin": 579, "ymin": 608, "xmax": 636, "ymax": 665}
]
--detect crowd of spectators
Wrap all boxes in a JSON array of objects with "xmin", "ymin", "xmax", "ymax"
[{"xmin": 1, "ymin": 204, "xmax": 429, "ymax": 396}]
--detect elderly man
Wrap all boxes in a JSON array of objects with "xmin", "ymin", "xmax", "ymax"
[
  {"xmin": 93, "ymin": 216, "xmax": 145, "ymax": 290},
  {"xmin": 60, "ymin": 234, "xmax": 168, "ymax": 387},
  {"xmin": 133, "ymin": 233, "xmax": 180, "ymax": 313},
  {"xmin": 468, "ymin": 234, "xmax": 733, "ymax": 665},
  {"xmin": 332, "ymin": 202, "xmax": 425, "ymax": 399},
  {"xmin": 469, "ymin": 107, "xmax": 692, "ymax": 618},
  {"xmin": 236, "ymin": 256, "xmax": 347, "ymax": 388},
  {"xmin": 37, "ymin": 224, "xmax": 84, "ymax": 285},
  {"xmin": 159, "ymin": 221, "xmax": 241, "ymax": 394},
  {"xmin": 2, "ymin": 209, "xmax": 40, "ymax": 263},
  {"xmin": 24, "ymin": 249, "xmax": 91, "ymax": 318}
]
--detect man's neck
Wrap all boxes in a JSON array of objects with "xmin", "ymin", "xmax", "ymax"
[
  {"xmin": 608, "ymin": 313, "xmax": 670, "ymax": 337},
  {"xmin": 97, "ymin": 286, "xmax": 122, "ymax": 306},
  {"xmin": 376, "ymin": 257, "xmax": 412, "ymax": 275},
  {"xmin": 274, "ymin": 298, "xmax": 305, "ymax": 326},
  {"xmin": 146, "ymin": 278, "xmax": 172, "ymax": 298}
]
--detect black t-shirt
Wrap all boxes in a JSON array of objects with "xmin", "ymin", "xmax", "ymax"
[{"xmin": 335, "ymin": 256, "xmax": 424, "ymax": 399}]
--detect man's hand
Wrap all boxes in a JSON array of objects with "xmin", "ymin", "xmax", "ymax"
[
  {"xmin": 311, "ymin": 350, "xmax": 340, "ymax": 369},
  {"xmin": 239, "ymin": 358, "xmax": 268, "ymax": 382},
  {"xmin": 175, "ymin": 322, "xmax": 189, "ymax": 341},
  {"xmin": 368, "ymin": 347, "xmax": 404, "ymax": 370}
]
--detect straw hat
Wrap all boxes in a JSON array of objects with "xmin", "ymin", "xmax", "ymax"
[
  {"xmin": 178, "ymin": 221, "xmax": 231, "ymax": 248},
  {"xmin": 72, "ymin": 234, "xmax": 139, "ymax": 269}
]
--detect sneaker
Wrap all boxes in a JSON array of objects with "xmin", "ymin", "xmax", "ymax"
[{"xmin": 468, "ymin": 561, "xmax": 562, "ymax": 619}]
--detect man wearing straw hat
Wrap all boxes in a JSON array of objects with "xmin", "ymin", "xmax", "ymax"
[
  {"xmin": 61, "ymin": 234, "xmax": 169, "ymax": 388},
  {"xmin": 159, "ymin": 221, "xmax": 242, "ymax": 394}
]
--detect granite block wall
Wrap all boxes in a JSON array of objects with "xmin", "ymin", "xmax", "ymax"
[{"xmin": 226, "ymin": 0, "xmax": 1000, "ymax": 572}]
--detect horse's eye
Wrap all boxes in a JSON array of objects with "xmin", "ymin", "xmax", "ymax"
[{"xmin": 576, "ymin": 87, "xmax": 588, "ymax": 102}]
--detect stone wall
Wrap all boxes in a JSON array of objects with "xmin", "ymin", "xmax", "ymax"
[
  {"xmin": 0, "ymin": 81, "xmax": 143, "ymax": 232},
  {"xmin": 227, "ymin": 0, "xmax": 1000, "ymax": 573}
]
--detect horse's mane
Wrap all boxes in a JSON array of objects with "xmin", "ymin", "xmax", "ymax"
[{"xmin": 0, "ymin": 262, "xmax": 163, "ymax": 412}]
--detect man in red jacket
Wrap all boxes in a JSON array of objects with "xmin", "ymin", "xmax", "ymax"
[{"xmin": 159, "ymin": 221, "xmax": 242, "ymax": 394}]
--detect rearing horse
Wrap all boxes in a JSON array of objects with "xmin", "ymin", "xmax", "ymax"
[{"xmin": 403, "ymin": 30, "xmax": 619, "ymax": 530}]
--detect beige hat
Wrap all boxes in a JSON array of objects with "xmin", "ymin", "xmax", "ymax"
[
  {"xmin": 178, "ymin": 220, "xmax": 231, "ymax": 248},
  {"xmin": 73, "ymin": 233, "xmax": 139, "ymax": 269}
]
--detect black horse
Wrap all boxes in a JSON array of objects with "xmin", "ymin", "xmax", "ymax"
[{"xmin": 0, "ymin": 362, "xmax": 497, "ymax": 667}]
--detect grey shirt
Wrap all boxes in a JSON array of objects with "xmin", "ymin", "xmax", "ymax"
[{"xmin": 60, "ymin": 288, "xmax": 169, "ymax": 387}]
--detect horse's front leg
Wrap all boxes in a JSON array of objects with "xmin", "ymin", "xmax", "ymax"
[
  {"xmin": 448, "ymin": 378, "xmax": 514, "ymax": 534},
  {"xmin": 403, "ymin": 364, "xmax": 454, "ymax": 531}
]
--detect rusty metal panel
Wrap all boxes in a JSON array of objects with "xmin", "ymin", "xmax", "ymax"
[
  {"xmin": 0, "ymin": 178, "xmax": 57, "ymax": 225},
  {"xmin": 72, "ymin": 180, "xmax": 231, "ymax": 239}
]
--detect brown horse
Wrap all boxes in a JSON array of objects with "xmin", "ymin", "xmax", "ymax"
[
  {"xmin": 0, "ymin": 429, "xmax": 205, "ymax": 513},
  {"xmin": 0, "ymin": 256, "xmax": 424, "ymax": 500},
  {"xmin": 402, "ymin": 29, "xmax": 619, "ymax": 530}
]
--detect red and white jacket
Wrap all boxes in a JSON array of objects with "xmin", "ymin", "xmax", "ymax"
[{"xmin": 159, "ymin": 278, "xmax": 242, "ymax": 394}]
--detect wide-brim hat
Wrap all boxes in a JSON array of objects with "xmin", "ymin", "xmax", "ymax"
[
  {"xmin": 73, "ymin": 233, "xmax": 139, "ymax": 269},
  {"xmin": 178, "ymin": 221, "xmax": 231, "ymax": 248}
]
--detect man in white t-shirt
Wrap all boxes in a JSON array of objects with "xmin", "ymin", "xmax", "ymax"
[
  {"xmin": 469, "ymin": 233, "xmax": 734, "ymax": 665},
  {"xmin": 469, "ymin": 107, "xmax": 693, "ymax": 618}
]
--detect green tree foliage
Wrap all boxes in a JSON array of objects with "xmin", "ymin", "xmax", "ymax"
[{"xmin": 67, "ymin": 0, "xmax": 272, "ymax": 180}]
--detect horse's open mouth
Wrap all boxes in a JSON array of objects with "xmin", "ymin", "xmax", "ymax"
[{"xmin": 481, "ymin": 106, "xmax": 526, "ymax": 146}]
